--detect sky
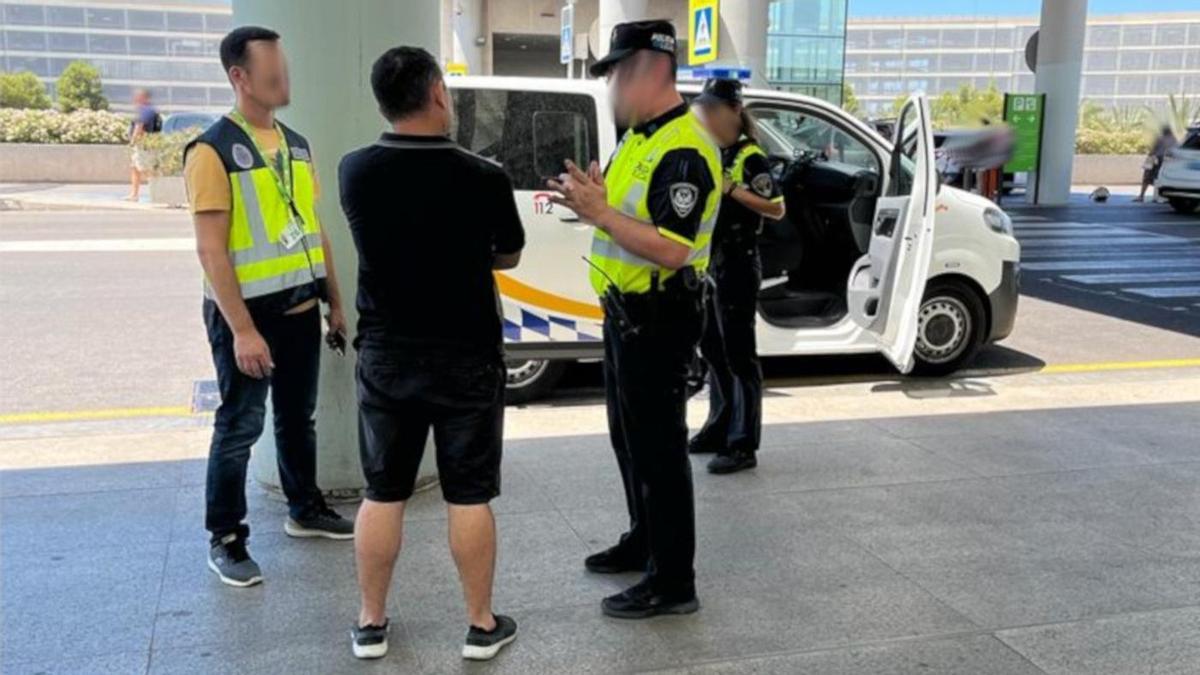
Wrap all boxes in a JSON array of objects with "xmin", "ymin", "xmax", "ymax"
[{"xmin": 848, "ymin": 0, "xmax": 1200, "ymax": 18}]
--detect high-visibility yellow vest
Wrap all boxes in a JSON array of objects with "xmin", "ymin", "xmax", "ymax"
[
  {"xmin": 728, "ymin": 140, "xmax": 765, "ymax": 185},
  {"xmin": 186, "ymin": 117, "xmax": 325, "ymax": 302},
  {"xmin": 589, "ymin": 108, "xmax": 722, "ymax": 296}
]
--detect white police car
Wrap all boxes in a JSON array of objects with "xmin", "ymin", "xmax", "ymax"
[
  {"xmin": 444, "ymin": 77, "xmax": 1020, "ymax": 402},
  {"xmin": 1155, "ymin": 125, "xmax": 1200, "ymax": 214}
]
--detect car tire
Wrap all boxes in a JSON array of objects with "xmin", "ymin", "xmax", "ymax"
[
  {"xmin": 1168, "ymin": 197, "xmax": 1199, "ymax": 214},
  {"xmin": 504, "ymin": 358, "xmax": 567, "ymax": 405},
  {"xmin": 912, "ymin": 280, "xmax": 987, "ymax": 377}
]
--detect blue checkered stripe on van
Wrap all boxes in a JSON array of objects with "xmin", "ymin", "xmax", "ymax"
[{"xmin": 501, "ymin": 306, "xmax": 601, "ymax": 343}]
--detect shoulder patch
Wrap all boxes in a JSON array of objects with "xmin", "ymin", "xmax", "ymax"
[
  {"xmin": 231, "ymin": 143, "xmax": 254, "ymax": 170},
  {"xmin": 751, "ymin": 173, "xmax": 773, "ymax": 197},
  {"xmin": 669, "ymin": 182, "xmax": 699, "ymax": 218},
  {"xmin": 290, "ymin": 146, "xmax": 310, "ymax": 162}
]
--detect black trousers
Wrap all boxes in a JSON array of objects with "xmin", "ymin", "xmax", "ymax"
[
  {"xmin": 603, "ymin": 289, "xmax": 704, "ymax": 596},
  {"xmin": 694, "ymin": 241, "xmax": 763, "ymax": 454},
  {"xmin": 203, "ymin": 300, "xmax": 326, "ymax": 541}
]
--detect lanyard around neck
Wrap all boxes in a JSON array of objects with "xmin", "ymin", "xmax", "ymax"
[{"xmin": 228, "ymin": 109, "xmax": 294, "ymax": 209}]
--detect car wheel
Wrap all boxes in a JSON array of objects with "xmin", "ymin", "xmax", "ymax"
[
  {"xmin": 504, "ymin": 358, "xmax": 567, "ymax": 404},
  {"xmin": 1168, "ymin": 197, "xmax": 1199, "ymax": 214},
  {"xmin": 912, "ymin": 280, "xmax": 987, "ymax": 377}
]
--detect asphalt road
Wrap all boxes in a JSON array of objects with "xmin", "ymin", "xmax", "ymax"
[{"xmin": 0, "ymin": 201, "xmax": 1198, "ymax": 417}]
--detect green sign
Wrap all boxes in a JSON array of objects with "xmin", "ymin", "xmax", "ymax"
[{"xmin": 1003, "ymin": 93, "xmax": 1045, "ymax": 173}]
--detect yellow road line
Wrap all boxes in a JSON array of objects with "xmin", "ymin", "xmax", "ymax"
[
  {"xmin": 0, "ymin": 406, "xmax": 194, "ymax": 425},
  {"xmin": 1039, "ymin": 357, "xmax": 1200, "ymax": 374},
  {"xmin": 3, "ymin": 358, "xmax": 1200, "ymax": 425}
]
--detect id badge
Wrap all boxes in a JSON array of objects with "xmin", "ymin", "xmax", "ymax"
[{"xmin": 279, "ymin": 218, "xmax": 304, "ymax": 249}]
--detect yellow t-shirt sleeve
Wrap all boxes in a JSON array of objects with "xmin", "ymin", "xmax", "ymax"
[{"xmin": 184, "ymin": 143, "xmax": 231, "ymax": 213}]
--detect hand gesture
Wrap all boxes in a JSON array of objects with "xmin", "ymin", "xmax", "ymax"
[{"xmin": 547, "ymin": 160, "xmax": 608, "ymax": 225}]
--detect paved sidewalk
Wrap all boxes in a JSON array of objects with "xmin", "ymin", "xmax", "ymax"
[
  {"xmin": 3, "ymin": 401, "xmax": 1200, "ymax": 674},
  {"xmin": 0, "ymin": 183, "xmax": 170, "ymax": 211}
]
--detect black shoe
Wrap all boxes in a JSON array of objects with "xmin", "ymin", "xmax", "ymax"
[
  {"xmin": 462, "ymin": 614, "xmax": 517, "ymax": 661},
  {"xmin": 707, "ymin": 451, "xmax": 757, "ymax": 475},
  {"xmin": 687, "ymin": 437, "xmax": 720, "ymax": 455},
  {"xmin": 585, "ymin": 545, "xmax": 647, "ymax": 574},
  {"xmin": 285, "ymin": 505, "xmax": 355, "ymax": 540},
  {"xmin": 601, "ymin": 581, "xmax": 700, "ymax": 619},
  {"xmin": 351, "ymin": 619, "xmax": 389, "ymax": 659},
  {"xmin": 207, "ymin": 533, "xmax": 263, "ymax": 588}
]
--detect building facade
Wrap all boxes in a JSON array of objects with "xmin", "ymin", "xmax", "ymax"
[
  {"xmin": 766, "ymin": 0, "xmax": 846, "ymax": 103},
  {"xmin": 844, "ymin": 12, "xmax": 1200, "ymax": 116},
  {"xmin": 1, "ymin": 0, "xmax": 232, "ymax": 112}
]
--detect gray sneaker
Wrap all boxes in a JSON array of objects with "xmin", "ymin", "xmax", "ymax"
[
  {"xmin": 208, "ymin": 533, "xmax": 263, "ymax": 587},
  {"xmin": 462, "ymin": 614, "xmax": 517, "ymax": 661},
  {"xmin": 285, "ymin": 506, "xmax": 355, "ymax": 540}
]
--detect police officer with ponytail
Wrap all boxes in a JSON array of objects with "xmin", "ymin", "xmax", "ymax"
[{"xmin": 689, "ymin": 78, "xmax": 785, "ymax": 475}]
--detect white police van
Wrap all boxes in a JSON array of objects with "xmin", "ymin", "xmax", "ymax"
[{"xmin": 444, "ymin": 77, "xmax": 1020, "ymax": 402}]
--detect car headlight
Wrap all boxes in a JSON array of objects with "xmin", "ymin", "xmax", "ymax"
[{"xmin": 983, "ymin": 206, "xmax": 1012, "ymax": 235}]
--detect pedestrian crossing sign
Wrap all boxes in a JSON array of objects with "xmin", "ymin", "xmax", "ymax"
[{"xmin": 688, "ymin": 0, "xmax": 718, "ymax": 65}]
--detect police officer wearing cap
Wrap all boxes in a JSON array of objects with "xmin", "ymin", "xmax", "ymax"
[
  {"xmin": 547, "ymin": 19, "xmax": 721, "ymax": 619},
  {"xmin": 689, "ymin": 78, "xmax": 785, "ymax": 475}
]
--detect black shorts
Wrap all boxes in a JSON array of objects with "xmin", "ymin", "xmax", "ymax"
[{"xmin": 356, "ymin": 348, "xmax": 505, "ymax": 504}]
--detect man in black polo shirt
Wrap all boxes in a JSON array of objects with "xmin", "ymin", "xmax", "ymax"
[{"xmin": 338, "ymin": 46, "xmax": 523, "ymax": 663}]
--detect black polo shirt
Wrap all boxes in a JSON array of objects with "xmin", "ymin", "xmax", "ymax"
[{"xmin": 338, "ymin": 132, "xmax": 525, "ymax": 355}]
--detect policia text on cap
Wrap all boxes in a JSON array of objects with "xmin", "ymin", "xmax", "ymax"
[{"xmin": 547, "ymin": 19, "xmax": 722, "ymax": 620}]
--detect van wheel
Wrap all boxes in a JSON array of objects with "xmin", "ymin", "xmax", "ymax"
[
  {"xmin": 504, "ymin": 359, "xmax": 567, "ymax": 404},
  {"xmin": 912, "ymin": 280, "xmax": 986, "ymax": 377},
  {"xmin": 1168, "ymin": 197, "xmax": 1199, "ymax": 214}
]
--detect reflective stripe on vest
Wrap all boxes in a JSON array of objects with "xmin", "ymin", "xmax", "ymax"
[
  {"xmin": 589, "ymin": 110, "xmax": 722, "ymax": 296},
  {"xmin": 729, "ymin": 142, "xmax": 765, "ymax": 184},
  {"xmin": 203, "ymin": 143, "xmax": 325, "ymax": 301}
]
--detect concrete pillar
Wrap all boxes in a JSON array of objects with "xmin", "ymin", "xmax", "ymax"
[
  {"xmin": 716, "ymin": 0, "xmax": 770, "ymax": 87},
  {"xmin": 1029, "ymin": 0, "xmax": 1087, "ymax": 206},
  {"xmin": 233, "ymin": 0, "xmax": 440, "ymax": 500},
  {"xmin": 599, "ymin": 0, "xmax": 650, "ymax": 58}
]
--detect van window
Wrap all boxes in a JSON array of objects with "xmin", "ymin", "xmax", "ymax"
[
  {"xmin": 748, "ymin": 105, "xmax": 880, "ymax": 175},
  {"xmin": 452, "ymin": 89, "xmax": 599, "ymax": 190}
]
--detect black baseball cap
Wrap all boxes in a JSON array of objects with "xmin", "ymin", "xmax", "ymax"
[
  {"xmin": 694, "ymin": 78, "xmax": 744, "ymax": 107},
  {"xmin": 588, "ymin": 19, "xmax": 677, "ymax": 78}
]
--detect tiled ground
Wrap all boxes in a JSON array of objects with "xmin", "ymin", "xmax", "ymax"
[{"xmin": 3, "ymin": 402, "xmax": 1200, "ymax": 674}]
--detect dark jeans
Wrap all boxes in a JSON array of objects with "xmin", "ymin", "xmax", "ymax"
[
  {"xmin": 203, "ymin": 300, "xmax": 326, "ymax": 541},
  {"xmin": 603, "ymin": 288, "xmax": 704, "ymax": 597},
  {"xmin": 694, "ymin": 241, "xmax": 763, "ymax": 454}
]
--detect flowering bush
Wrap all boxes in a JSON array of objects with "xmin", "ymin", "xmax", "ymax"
[
  {"xmin": 0, "ymin": 108, "xmax": 127, "ymax": 144},
  {"xmin": 139, "ymin": 130, "xmax": 196, "ymax": 177}
]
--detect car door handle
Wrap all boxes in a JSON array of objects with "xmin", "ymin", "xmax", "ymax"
[{"xmin": 874, "ymin": 209, "xmax": 899, "ymax": 236}]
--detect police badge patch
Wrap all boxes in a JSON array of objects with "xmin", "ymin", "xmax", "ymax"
[
  {"xmin": 291, "ymin": 147, "xmax": 310, "ymax": 161},
  {"xmin": 751, "ymin": 173, "xmax": 773, "ymax": 197},
  {"xmin": 669, "ymin": 183, "xmax": 698, "ymax": 218},
  {"xmin": 232, "ymin": 143, "xmax": 254, "ymax": 169}
]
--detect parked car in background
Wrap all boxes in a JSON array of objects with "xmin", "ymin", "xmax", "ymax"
[
  {"xmin": 161, "ymin": 111, "xmax": 221, "ymax": 136},
  {"xmin": 1156, "ymin": 125, "xmax": 1200, "ymax": 214}
]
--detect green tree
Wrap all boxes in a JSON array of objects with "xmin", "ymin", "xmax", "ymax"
[
  {"xmin": 841, "ymin": 83, "xmax": 860, "ymax": 117},
  {"xmin": 0, "ymin": 71, "xmax": 52, "ymax": 110},
  {"xmin": 56, "ymin": 61, "xmax": 108, "ymax": 113}
]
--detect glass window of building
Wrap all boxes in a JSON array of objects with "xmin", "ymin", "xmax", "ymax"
[
  {"xmin": 5, "ymin": 55, "xmax": 50, "ymax": 76},
  {"xmin": 1086, "ymin": 51, "xmax": 1118, "ymax": 71},
  {"xmin": 46, "ymin": 32, "xmax": 87, "ymax": 53},
  {"xmin": 1153, "ymin": 50, "xmax": 1185, "ymax": 70},
  {"xmin": 1121, "ymin": 25, "xmax": 1154, "ymax": 47},
  {"xmin": 86, "ymin": 8, "xmax": 125, "ymax": 29},
  {"xmin": 131, "ymin": 60, "xmax": 171, "ymax": 80},
  {"xmin": 1188, "ymin": 23, "xmax": 1200, "ymax": 44},
  {"xmin": 940, "ymin": 29, "xmax": 976, "ymax": 49},
  {"xmin": 844, "ymin": 54, "xmax": 867, "ymax": 74},
  {"xmin": 1188, "ymin": 50, "xmax": 1200, "ymax": 70},
  {"xmin": 4, "ymin": 4, "xmax": 45, "ymax": 25},
  {"xmin": 206, "ymin": 13, "xmax": 232, "ymax": 34},
  {"xmin": 869, "ymin": 29, "xmax": 903, "ymax": 49},
  {"xmin": 210, "ymin": 86, "xmax": 234, "ymax": 106},
  {"xmin": 939, "ymin": 53, "xmax": 973, "ymax": 72},
  {"xmin": 1117, "ymin": 76, "xmax": 1148, "ymax": 96},
  {"xmin": 166, "ymin": 12, "xmax": 205, "ymax": 33},
  {"xmin": 1156, "ymin": 24, "xmax": 1187, "ymax": 45},
  {"xmin": 974, "ymin": 53, "xmax": 993, "ymax": 72},
  {"xmin": 906, "ymin": 56, "xmax": 933, "ymax": 73},
  {"xmin": 128, "ymin": 10, "xmax": 168, "ymax": 32},
  {"xmin": 904, "ymin": 29, "xmax": 939, "ymax": 49},
  {"xmin": 129, "ymin": 36, "xmax": 168, "ymax": 56},
  {"xmin": 165, "ymin": 37, "xmax": 206, "ymax": 56},
  {"xmin": 1119, "ymin": 51, "xmax": 1151, "ymax": 71},
  {"xmin": 45, "ymin": 6, "xmax": 84, "ymax": 27},
  {"xmin": 992, "ymin": 52, "xmax": 1013, "ymax": 72},
  {"xmin": 1083, "ymin": 75, "xmax": 1115, "ymax": 96},
  {"xmin": 6, "ymin": 29, "xmax": 48, "ymax": 50},
  {"xmin": 170, "ymin": 86, "xmax": 209, "ymax": 106},
  {"xmin": 1088, "ymin": 25, "xmax": 1121, "ymax": 47},
  {"xmin": 845, "ymin": 29, "xmax": 868, "ymax": 50},
  {"xmin": 103, "ymin": 84, "xmax": 132, "ymax": 103},
  {"xmin": 88, "ymin": 34, "xmax": 127, "ymax": 54},
  {"xmin": 991, "ymin": 27, "xmax": 1014, "ymax": 49},
  {"xmin": 1150, "ymin": 74, "xmax": 1183, "ymax": 94}
]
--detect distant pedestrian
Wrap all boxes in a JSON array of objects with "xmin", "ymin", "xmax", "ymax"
[
  {"xmin": 185, "ymin": 26, "xmax": 354, "ymax": 589},
  {"xmin": 340, "ymin": 46, "xmax": 524, "ymax": 662},
  {"xmin": 1135, "ymin": 125, "xmax": 1177, "ymax": 203},
  {"xmin": 125, "ymin": 89, "xmax": 160, "ymax": 202}
]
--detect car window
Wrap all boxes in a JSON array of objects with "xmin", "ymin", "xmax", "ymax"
[
  {"xmin": 451, "ymin": 88, "xmax": 599, "ymax": 191},
  {"xmin": 747, "ymin": 105, "xmax": 881, "ymax": 174},
  {"xmin": 1182, "ymin": 129, "xmax": 1200, "ymax": 151}
]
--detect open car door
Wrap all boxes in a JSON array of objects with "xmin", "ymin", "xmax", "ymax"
[{"xmin": 845, "ymin": 95, "xmax": 937, "ymax": 373}]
